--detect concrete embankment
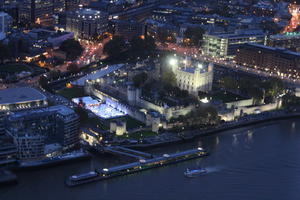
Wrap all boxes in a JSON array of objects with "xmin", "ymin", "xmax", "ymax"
[{"xmin": 124, "ymin": 112, "xmax": 300, "ymax": 149}]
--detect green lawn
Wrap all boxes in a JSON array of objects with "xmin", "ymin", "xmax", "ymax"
[
  {"xmin": 212, "ymin": 91, "xmax": 247, "ymax": 103},
  {"xmin": 57, "ymin": 87, "xmax": 86, "ymax": 99}
]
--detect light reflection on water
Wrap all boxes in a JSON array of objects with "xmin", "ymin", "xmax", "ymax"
[{"xmin": 1, "ymin": 119, "xmax": 300, "ymax": 200}]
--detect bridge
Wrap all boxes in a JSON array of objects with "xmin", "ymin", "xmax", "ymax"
[{"xmin": 102, "ymin": 146, "xmax": 154, "ymax": 160}]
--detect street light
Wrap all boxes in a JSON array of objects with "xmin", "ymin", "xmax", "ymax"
[{"xmin": 169, "ymin": 57, "xmax": 178, "ymax": 67}]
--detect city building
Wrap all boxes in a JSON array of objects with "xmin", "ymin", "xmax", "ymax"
[
  {"xmin": 0, "ymin": 112, "xmax": 5, "ymax": 135},
  {"xmin": 53, "ymin": 0, "xmax": 66, "ymax": 14},
  {"xmin": 0, "ymin": 87, "xmax": 48, "ymax": 112},
  {"xmin": 65, "ymin": 0, "xmax": 80, "ymax": 11},
  {"xmin": 267, "ymin": 32, "xmax": 300, "ymax": 52},
  {"xmin": 235, "ymin": 43, "xmax": 300, "ymax": 79},
  {"xmin": 66, "ymin": 8, "xmax": 108, "ymax": 39},
  {"xmin": 0, "ymin": 11, "xmax": 12, "ymax": 40},
  {"xmin": 6, "ymin": 105, "xmax": 80, "ymax": 160},
  {"xmin": 28, "ymin": 28, "xmax": 74, "ymax": 47},
  {"xmin": 19, "ymin": 0, "xmax": 54, "ymax": 25},
  {"xmin": 110, "ymin": 120, "xmax": 127, "ymax": 136},
  {"xmin": 0, "ymin": 135, "xmax": 17, "ymax": 167},
  {"xmin": 114, "ymin": 19, "xmax": 145, "ymax": 40},
  {"xmin": 202, "ymin": 30, "xmax": 266, "ymax": 59},
  {"xmin": 175, "ymin": 62, "xmax": 214, "ymax": 95}
]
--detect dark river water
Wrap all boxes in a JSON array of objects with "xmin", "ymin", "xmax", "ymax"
[{"xmin": 1, "ymin": 119, "xmax": 300, "ymax": 200}]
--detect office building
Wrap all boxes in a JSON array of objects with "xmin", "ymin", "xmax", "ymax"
[
  {"xmin": 0, "ymin": 87, "xmax": 48, "ymax": 112},
  {"xmin": 0, "ymin": 12, "xmax": 12, "ymax": 40},
  {"xmin": 6, "ymin": 105, "xmax": 80, "ymax": 160},
  {"xmin": 267, "ymin": 32, "xmax": 300, "ymax": 52},
  {"xmin": 66, "ymin": 8, "xmax": 108, "ymax": 39},
  {"xmin": 236, "ymin": 43, "xmax": 300, "ymax": 79},
  {"xmin": 202, "ymin": 30, "xmax": 266, "ymax": 59},
  {"xmin": 19, "ymin": 0, "xmax": 54, "ymax": 25},
  {"xmin": 114, "ymin": 19, "xmax": 145, "ymax": 40}
]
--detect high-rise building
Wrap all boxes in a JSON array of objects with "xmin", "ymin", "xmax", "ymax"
[
  {"xmin": 53, "ymin": 0, "xmax": 66, "ymax": 14},
  {"xmin": 19, "ymin": 0, "xmax": 54, "ymax": 25},
  {"xmin": 202, "ymin": 30, "xmax": 266, "ymax": 59},
  {"xmin": 65, "ymin": 0, "xmax": 80, "ymax": 11},
  {"xmin": 66, "ymin": 8, "xmax": 108, "ymax": 39},
  {"xmin": 0, "ymin": 12, "xmax": 12, "ymax": 40},
  {"xmin": 6, "ymin": 105, "xmax": 80, "ymax": 160},
  {"xmin": 114, "ymin": 19, "xmax": 145, "ymax": 40}
]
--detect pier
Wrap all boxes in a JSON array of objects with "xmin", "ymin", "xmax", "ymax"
[
  {"xmin": 66, "ymin": 147, "xmax": 208, "ymax": 187},
  {"xmin": 103, "ymin": 146, "xmax": 154, "ymax": 159}
]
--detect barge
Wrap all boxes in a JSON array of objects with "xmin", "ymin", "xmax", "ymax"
[{"xmin": 66, "ymin": 147, "xmax": 208, "ymax": 187}]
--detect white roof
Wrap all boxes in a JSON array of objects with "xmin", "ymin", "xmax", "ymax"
[
  {"xmin": 72, "ymin": 64, "xmax": 125, "ymax": 86},
  {"xmin": 0, "ymin": 87, "xmax": 47, "ymax": 105}
]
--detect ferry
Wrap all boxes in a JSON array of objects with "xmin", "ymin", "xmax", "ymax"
[
  {"xmin": 184, "ymin": 168, "xmax": 207, "ymax": 177},
  {"xmin": 70, "ymin": 171, "xmax": 98, "ymax": 181},
  {"xmin": 66, "ymin": 147, "xmax": 208, "ymax": 187}
]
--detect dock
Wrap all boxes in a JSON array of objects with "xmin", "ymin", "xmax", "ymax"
[{"xmin": 66, "ymin": 147, "xmax": 208, "ymax": 187}]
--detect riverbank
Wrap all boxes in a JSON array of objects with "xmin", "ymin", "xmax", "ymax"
[{"xmin": 122, "ymin": 111, "xmax": 300, "ymax": 149}]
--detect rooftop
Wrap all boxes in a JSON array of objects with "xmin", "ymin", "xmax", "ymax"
[
  {"xmin": 0, "ymin": 87, "xmax": 47, "ymax": 105},
  {"xmin": 9, "ymin": 105, "xmax": 75, "ymax": 119}
]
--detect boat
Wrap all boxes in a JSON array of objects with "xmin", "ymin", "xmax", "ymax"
[
  {"xmin": 70, "ymin": 171, "xmax": 98, "ymax": 181},
  {"xmin": 184, "ymin": 168, "xmax": 207, "ymax": 177}
]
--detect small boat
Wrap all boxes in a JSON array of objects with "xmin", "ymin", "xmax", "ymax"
[{"xmin": 184, "ymin": 168, "xmax": 207, "ymax": 177}]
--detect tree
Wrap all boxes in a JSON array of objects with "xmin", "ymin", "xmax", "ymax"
[
  {"xmin": 162, "ymin": 70, "xmax": 177, "ymax": 86},
  {"xmin": 132, "ymin": 72, "xmax": 148, "ymax": 87},
  {"xmin": 103, "ymin": 36, "xmax": 126, "ymax": 59},
  {"xmin": 48, "ymin": 70, "xmax": 61, "ymax": 80},
  {"xmin": 67, "ymin": 63, "xmax": 79, "ymax": 73},
  {"xmin": 184, "ymin": 27, "xmax": 205, "ymax": 46},
  {"xmin": 39, "ymin": 76, "xmax": 51, "ymax": 92},
  {"xmin": 74, "ymin": 107, "xmax": 89, "ymax": 124},
  {"xmin": 260, "ymin": 20, "xmax": 281, "ymax": 34},
  {"xmin": 0, "ymin": 42, "xmax": 11, "ymax": 64},
  {"xmin": 263, "ymin": 78, "xmax": 284, "ymax": 99},
  {"xmin": 129, "ymin": 36, "xmax": 156, "ymax": 59},
  {"xmin": 157, "ymin": 29, "xmax": 176, "ymax": 43},
  {"xmin": 59, "ymin": 39, "xmax": 83, "ymax": 61},
  {"xmin": 220, "ymin": 76, "xmax": 238, "ymax": 91},
  {"xmin": 247, "ymin": 86, "xmax": 264, "ymax": 104}
]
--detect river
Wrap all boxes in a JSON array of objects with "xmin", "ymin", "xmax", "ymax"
[{"xmin": 1, "ymin": 119, "xmax": 300, "ymax": 200}]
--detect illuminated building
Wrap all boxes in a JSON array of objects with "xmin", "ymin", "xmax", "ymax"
[
  {"xmin": 267, "ymin": 32, "xmax": 300, "ymax": 52},
  {"xmin": 0, "ymin": 11, "xmax": 12, "ymax": 40},
  {"xmin": 19, "ymin": 0, "xmax": 54, "ymax": 25},
  {"xmin": 110, "ymin": 120, "xmax": 126, "ymax": 136},
  {"xmin": 114, "ymin": 19, "xmax": 145, "ymax": 40},
  {"xmin": 66, "ymin": 8, "xmax": 108, "ymax": 39},
  {"xmin": 202, "ymin": 30, "xmax": 265, "ymax": 59},
  {"xmin": 6, "ymin": 105, "xmax": 79, "ymax": 160},
  {"xmin": 0, "ymin": 87, "xmax": 48, "ymax": 112},
  {"xmin": 175, "ymin": 62, "xmax": 214, "ymax": 95},
  {"xmin": 235, "ymin": 43, "xmax": 300, "ymax": 79},
  {"xmin": 0, "ymin": 134, "xmax": 17, "ymax": 167},
  {"xmin": 53, "ymin": 0, "xmax": 65, "ymax": 14}
]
